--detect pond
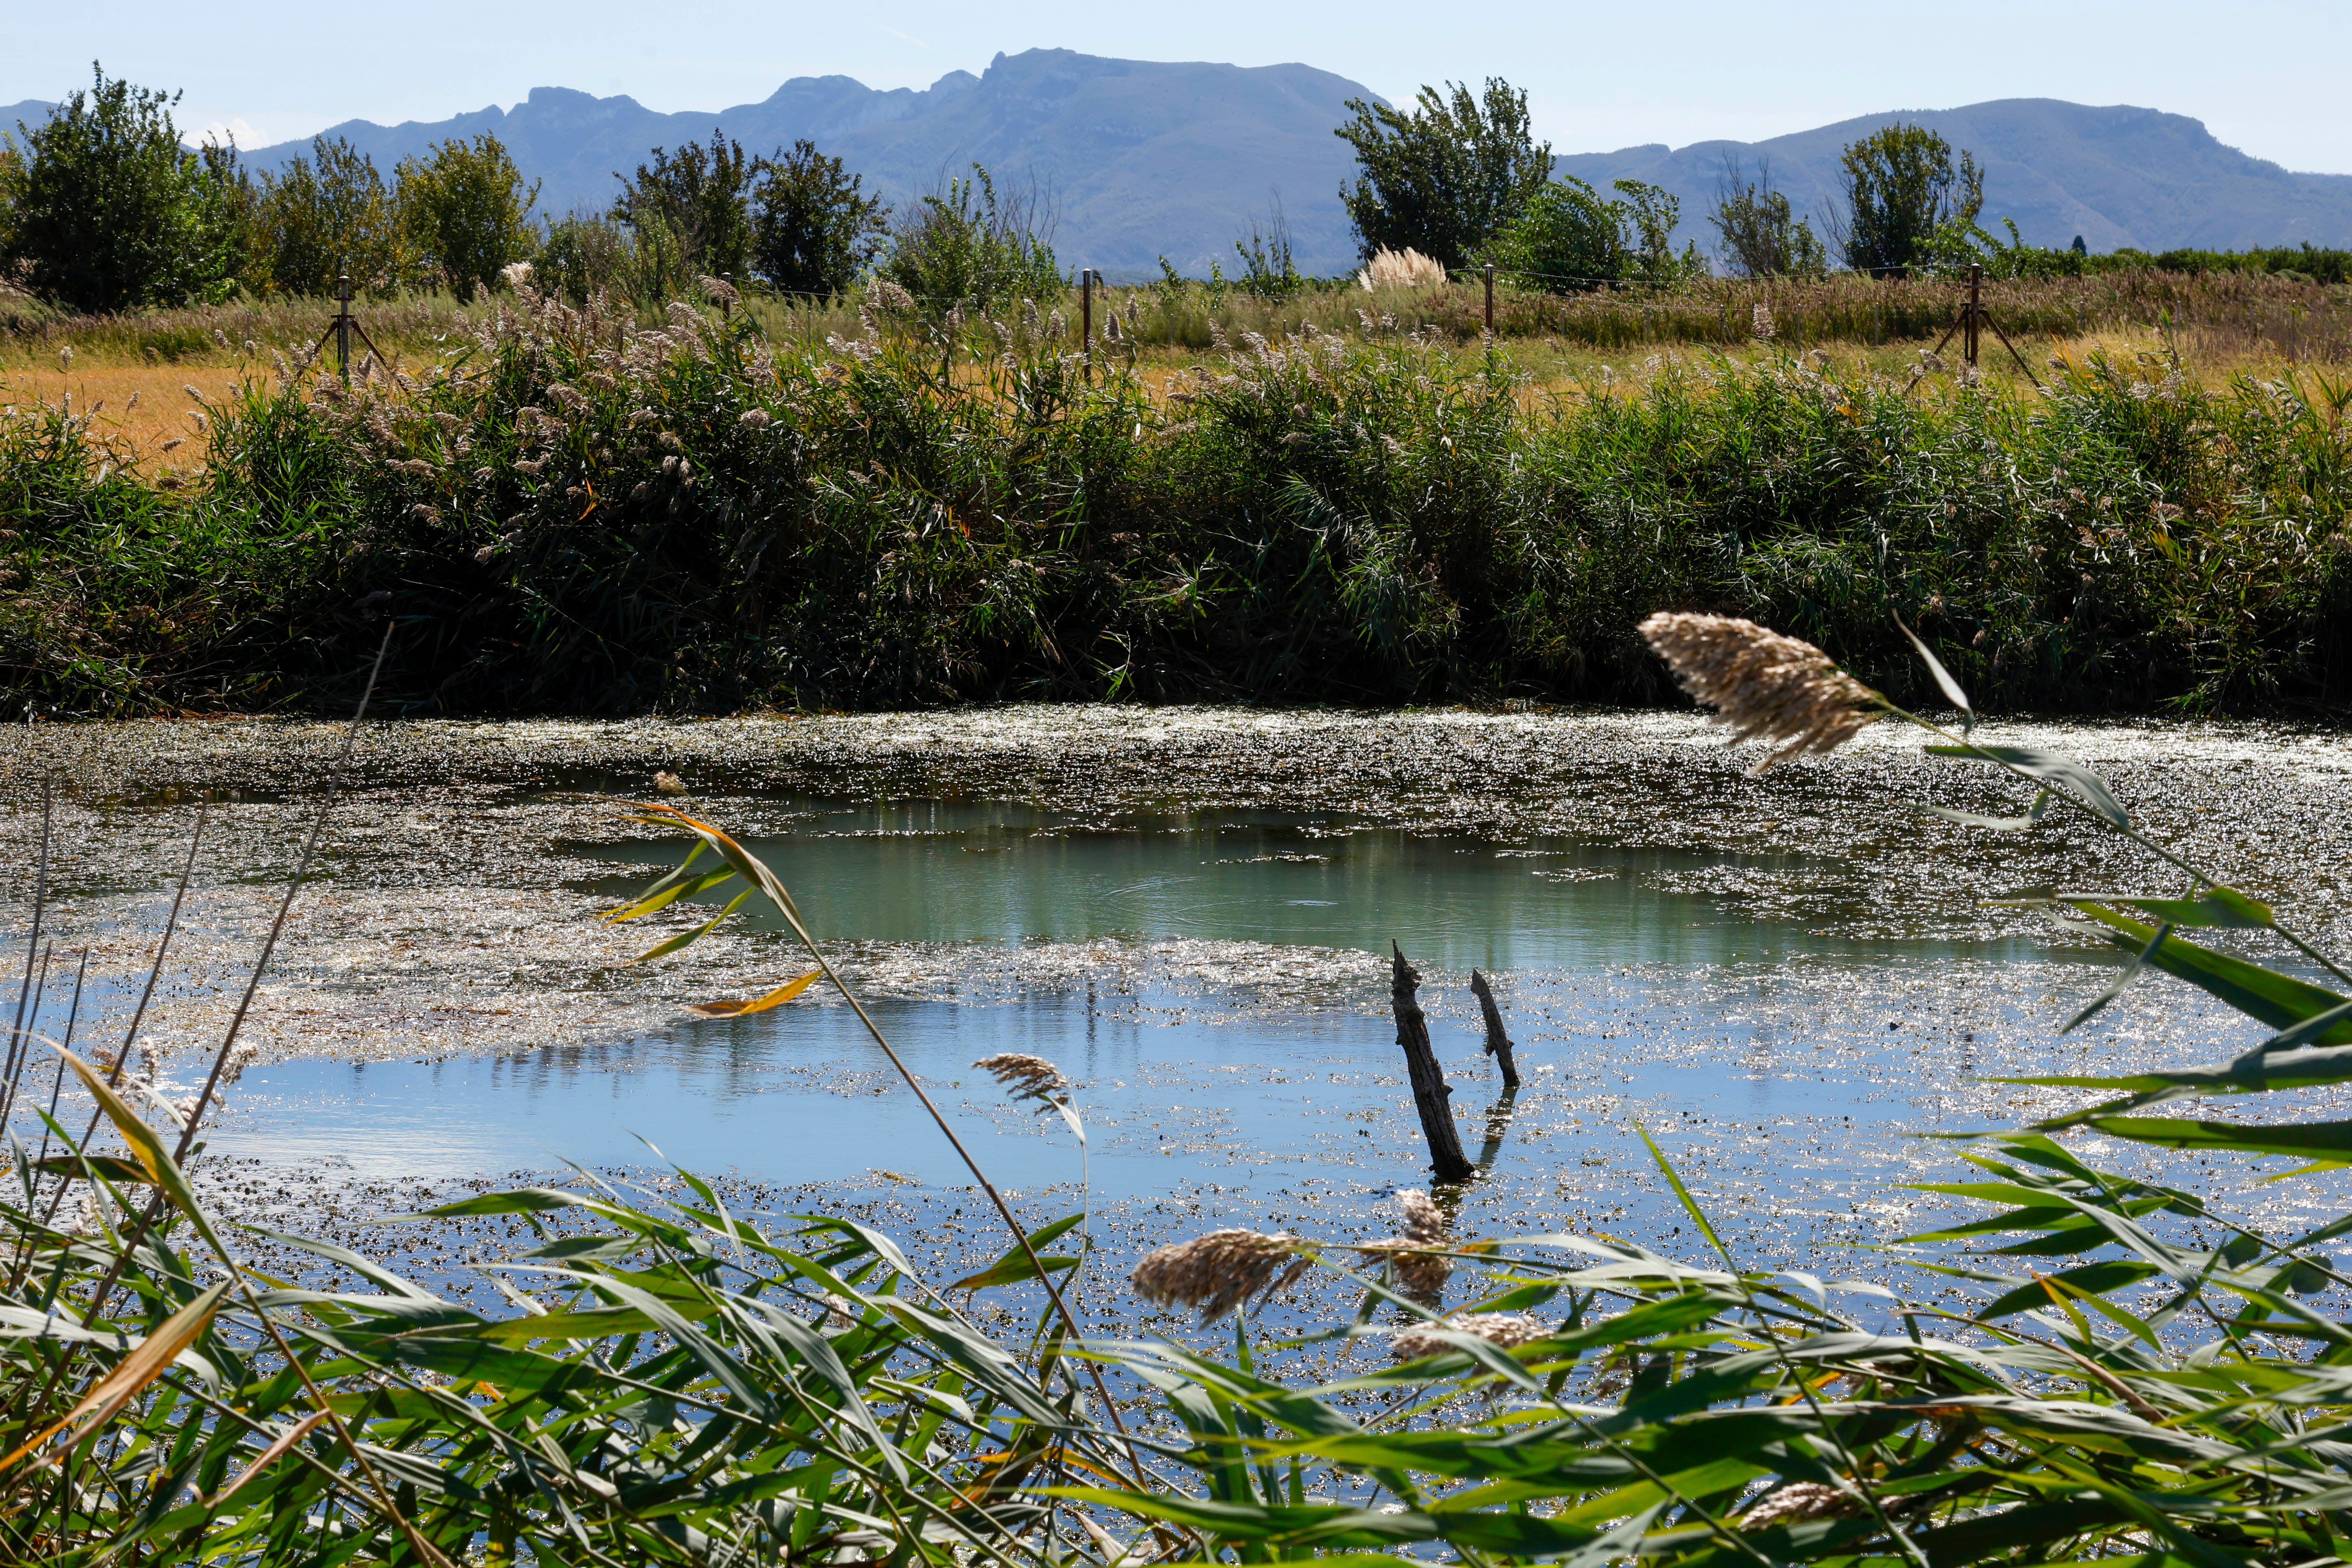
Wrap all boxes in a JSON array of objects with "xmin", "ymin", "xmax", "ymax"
[{"xmin": 3, "ymin": 706, "xmax": 2347, "ymax": 1283}]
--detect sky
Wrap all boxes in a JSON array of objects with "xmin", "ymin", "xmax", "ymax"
[{"xmin": 7, "ymin": 0, "xmax": 2351, "ymax": 171}]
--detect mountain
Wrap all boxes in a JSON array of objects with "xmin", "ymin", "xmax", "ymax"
[
  {"xmin": 2, "ymin": 101, "xmax": 52, "ymax": 137},
  {"xmin": 18, "ymin": 67, "xmax": 2352, "ymax": 271},
  {"xmin": 239, "ymin": 51, "xmax": 1376, "ymax": 278},
  {"xmin": 1556, "ymin": 99, "xmax": 2352, "ymax": 256}
]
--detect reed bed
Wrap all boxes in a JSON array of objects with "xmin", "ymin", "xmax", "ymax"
[
  {"xmin": 5, "ymin": 626, "xmax": 2352, "ymax": 1564},
  {"xmin": 13, "ymin": 266, "xmax": 2352, "ymax": 369},
  {"xmin": 6, "ymin": 275, "xmax": 2350, "ymax": 720}
]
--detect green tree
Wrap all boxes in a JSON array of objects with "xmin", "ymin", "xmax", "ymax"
[
  {"xmin": 879, "ymin": 165, "xmax": 1061, "ymax": 318},
  {"xmin": 1835, "ymin": 122, "xmax": 1982, "ymax": 277},
  {"xmin": 1485, "ymin": 177, "xmax": 1702, "ymax": 293},
  {"xmin": 1334, "ymin": 78, "xmax": 1551, "ymax": 269},
  {"xmin": 611, "ymin": 132, "xmax": 757, "ymax": 286},
  {"xmin": 750, "ymin": 139, "xmax": 887, "ymax": 297},
  {"xmin": 397, "ymin": 132, "xmax": 540, "ymax": 301},
  {"xmin": 534, "ymin": 208, "xmax": 634, "ymax": 303},
  {"xmin": 0, "ymin": 65, "xmax": 239, "ymax": 311},
  {"xmin": 1707, "ymin": 156, "xmax": 1825, "ymax": 278},
  {"xmin": 258, "ymin": 136, "xmax": 407, "ymax": 296}
]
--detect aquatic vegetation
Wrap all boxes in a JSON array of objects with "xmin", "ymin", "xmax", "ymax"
[
  {"xmin": 3, "ymin": 617, "xmax": 2352, "ymax": 1561},
  {"xmin": 4, "ymin": 276, "xmax": 2350, "ymax": 716}
]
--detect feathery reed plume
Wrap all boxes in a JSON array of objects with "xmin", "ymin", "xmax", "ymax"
[
  {"xmin": 499, "ymin": 261, "xmax": 532, "ymax": 292},
  {"xmin": 1637, "ymin": 612, "xmax": 1880, "ymax": 774},
  {"xmin": 1357, "ymin": 247, "xmax": 1447, "ymax": 290},
  {"xmin": 699, "ymin": 275, "xmax": 741, "ymax": 308},
  {"xmin": 1131, "ymin": 1229, "xmax": 1304, "ymax": 1322},
  {"xmin": 652, "ymin": 771, "xmax": 686, "ymax": 795},
  {"xmin": 1354, "ymin": 1187, "xmax": 1453, "ymax": 1301},
  {"xmin": 973, "ymin": 1052, "xmax": 1068, "ymax": 1101},
  {"xmin": 1391, "ymin": 1312, "xmax": 1547, "ymax": 1360},
  {"xmin": 1738, "ymin": 1482, "xmax": 1855, "ymax": 1528},
  {"xmin": 58, "ymin": 345, "xmax": 72, "ymax": 369},
  {"xmin": 1751, "ymin": 303, "xmax": 1775, "ymax": 340}
]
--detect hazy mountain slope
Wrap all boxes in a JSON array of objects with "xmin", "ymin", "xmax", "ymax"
[
  {"xmin": 239, "ymin": 51, "xmax": 1370, "ymax": 277},
  {"xmin": 1555, "ymin": 98, "xmax": 2352, "ymax": 256}
]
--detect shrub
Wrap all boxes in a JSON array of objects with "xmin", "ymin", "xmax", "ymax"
[
  {"xmin": 610, "ymin": 132, "xmax": 759, "ymax": 290},
  {"xmin": 1708, "ymin": 156, "xmax": 1827, "ymax": 278},
  {"xmin": 0, "ymin": 65, "xmax": 239, "ymax": 312},
  {"xmin": 255, "ymin": 136, "xmax": 408, "ymax": 297},
  {"xmin": 395, "ymin": 132, "xmax": 541, "ymax": 302},
  {"xmin": 1486, "ymin": 178, "xmax": 1704, "ymax": 293},
  {"xmin": 751, "ymin": 139, "xmax": 889, "ymax": 299},
  {"xmin": 879, "ymin": 165, "xmax": 1063, "ymax": 319}
]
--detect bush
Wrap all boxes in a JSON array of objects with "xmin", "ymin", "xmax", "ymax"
[
  {"xmin": 611, "ymin": 132, "xmax": 758, "ymax": 290},
  {"xmin": 751, "ymin": 139, "xmax": 889, "ymax": 299},
  {"xmin": 879, "ymin": 165, "xmax": 1063, "ymax": 319},
  {"xmin": 255, "ymin": 136, "xmax": 408, "ymax": 297},
  {"xmin": 1486, "ymin": 178, "xmax": 1705, "ymax": 293},
  {"xmin": 0, "ymin": 65, "xmax": 239, "ymax": 312},
  {"xmin": 395, "ymin": 133, "xmax": 540, "ymax": 302},
  {"xmin": 1336, "ymin": 78, "xmax": 1552, "ymax": 270},
  {"xmin": 1708, "ymin": 156, "xmax": 1827, "ymax": 278}
]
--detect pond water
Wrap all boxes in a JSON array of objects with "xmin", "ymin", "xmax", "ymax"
[{"xmin": 4, "ymin": 707, "xmax": 2348, "ymax": 1282}]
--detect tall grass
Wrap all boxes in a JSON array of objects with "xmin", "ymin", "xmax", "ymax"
[
  {"xmin": 3, "ymin": 280, "xmax": 2350, "ymax": 717},
  {"xmin": 4, "ymin": 622, "xmax": 2351, "ymax": 1563},
  {"xmin": 13, "ymin": 266, "xmax": 2352, "ymax": 367}
]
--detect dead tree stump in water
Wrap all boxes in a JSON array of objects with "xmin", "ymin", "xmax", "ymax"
[
  {"xmin": 1467, "ymin": 969, "xmax": 1520, "ymax": 1088},
  {"xmin": 1390, "ymin": 943, "xmax": 1474, "ymax": 1184}
]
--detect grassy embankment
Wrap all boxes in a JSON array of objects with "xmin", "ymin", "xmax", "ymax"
[{"xmin": 2, "ymin": 269, "xmax": 2348, "ymax": 717}]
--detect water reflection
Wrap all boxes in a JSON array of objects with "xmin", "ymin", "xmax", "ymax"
[{"xmin": 579, "ymin": 800, "xmax": 2018, "ymax": 974}]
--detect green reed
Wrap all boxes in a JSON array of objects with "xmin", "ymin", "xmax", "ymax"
[
  {"xmin": 3, "ymin": 280, "xmax": 2349, "ymax": 719},
  {"xmin": 2, "ymin": 609, "xmax": 2351, "ymax": 1562}
]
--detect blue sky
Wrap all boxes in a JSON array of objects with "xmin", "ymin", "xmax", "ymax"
[{"xmin": 9, "ymin": 0, "xmax": 2350, "ymax": 171}]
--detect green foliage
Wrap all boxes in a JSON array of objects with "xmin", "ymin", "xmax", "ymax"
[
  {"xmin": 1232, "ymin": 210, "xmax": 1304, "ymax": 302},
  {"xmin": 255, "ymin": 136, "xmax": 408, "ymax": 297},
  {"xmin": 5, "ymin": 304, "xmax": 2349, "ymax": 718},
  {"xmin": 611, "ymin": 132, "xmax": 759, "ymax": 289},
  {"xmin": 532, "ymin": 208, "xmax": 635, "ymax": 304},
  {"xmin": 1708, "ymin": 157, "xmax": 1827, "ymax": 278},
  {"xmin": 395, "ymin": 132, "xmax": 540, "ymax": 302},
  {"xmin": 1836, "ymin": 122, "xmax": 1984, "ymax": 277},
  {"xmin": 1486, "ymin": 177, "xmax": 1705, "ymax": 293},
  {"xmin": 879, "ymin": 165, "xmax": 1063, "ymax": 318},
  {"xmin": 0, "ymin": 65, "xmax": 239, "ymax": 312},
  {"xmin": 1335, "ymin": 78, "xmax": 1552, "ymax": 269},
  {"xmin": 7, "ymin": 711, "xmax": 2352, "ymax": 1563},
  {"xmin": 751, "ymin": 139, "xmax": 889, "ymax": 298}
]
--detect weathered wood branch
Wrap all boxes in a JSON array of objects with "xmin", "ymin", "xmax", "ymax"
[
  {"xmin": 1390, "ymin": 943, "xmax": 1473, "ymax": 1184},
  {"xmin": 1468, "ymin": 968, "xmax": 1519, "ymax": 1088}
]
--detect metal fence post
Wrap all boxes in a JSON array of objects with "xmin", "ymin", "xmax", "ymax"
[
  {"xmin": 1081, "ymin": 268, "xmax": 1094, "ymax": 380},
  {"xmin": 1482, "ymin": 264, "xmax": 1495, "ymax": 336}
]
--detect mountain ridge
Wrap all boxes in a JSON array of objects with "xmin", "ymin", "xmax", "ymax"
[{"xmin": 15, "ymin": 63, "xmax": 2352, "ymax": 273}]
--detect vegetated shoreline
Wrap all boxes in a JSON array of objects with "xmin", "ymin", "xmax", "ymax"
[{"xmin": 3, "ymin": 279, "xmax": 2348, "ymax": 722}]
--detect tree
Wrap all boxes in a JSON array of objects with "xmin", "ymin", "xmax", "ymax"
[
  {"xmin": 611, "ymin": 133, "xmax": 757, "ymax": 286},
  {"xmin": 397, "ymin": 133, "xmax": 540, "ymax": 301},
  {"xmin": 1708, "ymin": 157, "xmax": 1826, "ymax": 278},
  {"xmin": 879, "ymin": 165, "xmax": 1061, "ymax": 318},
  {"xmin": 1833, "ymin": 123, "xmax": 1981, "ymax": 278},
  {"xmin": 750, "ymin": 140, "xmax": 887, "ymax": 297},
  {"xmin": 1484, "ymin": 177, "xmax": 1703, "ymax": 293},
  {"xmin": 0, "ymin": 65, "xmax": 239, "ymax": 312},
  {"xmin": 1334, "ymin": 79, "xmax": 1551, "ymax": 270},
  {"xmin": 257, "ymin": 137, "xmax": 406, "ymax": 296}
]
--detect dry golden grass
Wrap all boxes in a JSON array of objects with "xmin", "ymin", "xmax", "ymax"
[{"xmin": 0, "ymin": 363, "xmax": 273, "ymax": 472}]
